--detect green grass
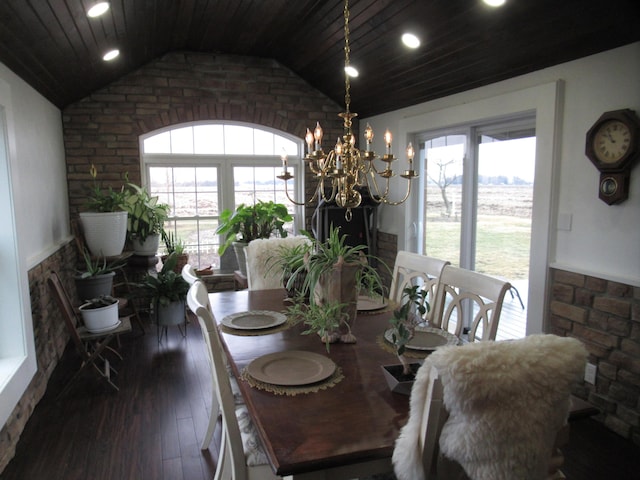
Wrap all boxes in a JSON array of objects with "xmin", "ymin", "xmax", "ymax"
[{"xmin": 425, "ymin": 215, "xmax": 531, "ymax": 280}]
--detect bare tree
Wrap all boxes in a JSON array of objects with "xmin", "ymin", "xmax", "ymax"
[{"xmin": 427, "ymin": 158, "xmax": 458, "ymax": 217}]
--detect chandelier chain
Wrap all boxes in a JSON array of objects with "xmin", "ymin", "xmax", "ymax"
[{"xmin": 343, "ymin": 0, "xmax": 351, "ymax": 114}]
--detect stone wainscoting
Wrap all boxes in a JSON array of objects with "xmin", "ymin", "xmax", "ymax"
[
  {"xmin": 548, "ymin": 267, "xmax": 640, "ymax": 445},
  {"xmin": 0, "ymin": 241, "xmax": 77, "ymax": 473}
]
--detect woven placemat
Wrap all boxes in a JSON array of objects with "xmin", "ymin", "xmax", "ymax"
[
  {"xmin": 376, "ymin": 334, "xmax": 432, "ymax": 359},
  {"xmin": 241, "ymin": 366, "xmax": 344, "ymax": 396},
  {"xmin": 357, "ymin": 298, "xmax": 398, "ymax": 316},
  {"xmin": 219, "ymin": 317, "xmax": 295, "ymax": 336}
]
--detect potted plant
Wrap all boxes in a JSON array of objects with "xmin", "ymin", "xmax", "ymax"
[
  {"xmin": 78, "ymin": 295, "xmax": 120, "ymax": 333},
  {"xmin": 286, "ymin": 226, "xmax": 388, "ymax": 344},
  {"xmin": 160, "ymin": 229, "xmax": 189, "ymax": 273},
  {"xmin": 382, "ymin": 285, "xmax": 428, "ymax": 395},
  {"xmin": 286, "ymin": 299, "xmax": 349, "ymax": 352},
  {"xmin": 122, "ymin": 182, "xmax": 170, "ymax": 256},
  {"xmin": 215, "ymin": 201, "xmax": 293, "ymax": 276},
  {"xmin": 137, "ymin": 252, "xmax": 190, "ymax": 328},
  {"xmin": 275, "ymin": 240, "xmax": 313, "ymax": 299},
  {"xmin": 79, "ymin": 164, "xmax": 129, "ymax": 257},
  {"xmin": 74, "ymin": 248, "xmax": 127, "ymax": 302}
]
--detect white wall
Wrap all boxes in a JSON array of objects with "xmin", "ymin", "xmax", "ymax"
[
  {"xmin": 0, "ymin": 62, "xmax": 69, "ymax": 428},
  {"xmin": 0, "ymin": 65, "xmax": 69, "ymax": 266},
  {"xmin": 363, "ymin": 42, "xmax": 640, "ymax": 288}
]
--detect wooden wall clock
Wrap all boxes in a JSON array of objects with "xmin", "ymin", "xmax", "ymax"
[{"xmin": 585, "ymin": 108, "xmax": 640, "ymax": 205}]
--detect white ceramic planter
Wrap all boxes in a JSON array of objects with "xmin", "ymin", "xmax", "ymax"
[
  {"xmin": 79, "ymin": 298, "xmax": 120, "ymax": 333},
  {"xmin": 80, "ymin": 211, "xmax": 128, "ymax": 257},
  {"xmin": 157, "ymin": 299, "xmax": 185, "ymax": 326},
  {"xmin": 132, "ymin": 233, "xmax": 160, "ymax": 256}
]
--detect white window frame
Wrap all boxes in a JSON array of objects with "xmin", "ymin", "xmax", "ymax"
[
  {"xmin": 0, "ymin": 86, "xmax": 37, "ymax": 429},
  {"xmin": 139, "ymin": 121, "xmax": 305, "ymax": 268}
]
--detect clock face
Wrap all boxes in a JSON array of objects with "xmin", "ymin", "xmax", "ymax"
[{"xmin": 593, "ymin": 120, "xmax": 631, "ymax": 163}]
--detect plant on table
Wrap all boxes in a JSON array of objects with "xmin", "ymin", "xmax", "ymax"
[
  {"xmin": 266, "ymin": 234, "xmax": 314, "ymax": 298},
  {"xmin": 285, "ymin": 226, "xmax": 389, "ymax": 344},
  {"xmin": 286, "ymin": 298, "xmax": 349, "ymax": 352},
  {"xmin": 388, "ymin": 285, "xmax": 428, "ymax": 376}
]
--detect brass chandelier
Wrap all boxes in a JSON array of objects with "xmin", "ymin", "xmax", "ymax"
[{"xmin": 277, "ymin": 0, "xmax": 418, "ymax": 220}]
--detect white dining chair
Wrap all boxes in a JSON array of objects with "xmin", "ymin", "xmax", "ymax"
[
  {"xmin": 430, "ymin": 265, "xmax": 511, "ymax": 342},
  {"xmin": 389, "ymin": 251, "xmax": 450, "ymax": 324},
  {"xmin": 181, "ymin": 263, "xmax": 199, "ymax": 285},
  {"xmin": 244, "ymin": 235, "xmax": 311, "ymax": 290},
  {"xmin": 392, "ymin": 334, "xmax": 587, "ymax": 480},
  {"xmin": 187, "ymin": 282, "xmax": 279, "ymax": 479}
]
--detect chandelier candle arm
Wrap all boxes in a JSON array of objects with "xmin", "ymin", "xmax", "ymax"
[{"xmin": 276, "ymin": 0, "xmax": 419, "ymax": 216}]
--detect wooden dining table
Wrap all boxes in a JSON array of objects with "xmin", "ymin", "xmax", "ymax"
[{"xmin": 209, "ymin": 288, "xmax": 410, "ymax": 479}]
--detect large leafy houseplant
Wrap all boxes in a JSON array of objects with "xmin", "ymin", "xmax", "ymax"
[
  {"xmin": 122, "ymin": 183, "xmax": 170, "ymax": 244},
  {"xmin": 137, "ymin": 253, "xmax": 190, "ymax": 309},
  {"xmin": 215, "ymin": 201, "xmax": 293, "ymax": 256}
]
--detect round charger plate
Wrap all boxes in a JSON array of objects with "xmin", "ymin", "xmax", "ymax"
[
  {"xmin": 384, "ymin": 326, "xmax": 459, "ymax": 351},
  {"xmin": 357, "ymin": 295, "xmax": 387, "ymax": 311},
  {"xmin": 247, "ymin": 350, "xmax": 336, "ymax": 386},
  {"xmin": 222, "ymin": 310, "xmax": 286, "ymax": 330}
]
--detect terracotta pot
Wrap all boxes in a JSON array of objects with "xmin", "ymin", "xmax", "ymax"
[{"xmin": 160, "ymin": 253, "xmax": 189, "ymax": 274}]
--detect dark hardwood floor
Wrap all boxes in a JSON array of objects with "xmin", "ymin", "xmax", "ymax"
[{"xmin": 2, "ymin": 313, "xmax": 639, "ymax": 480}]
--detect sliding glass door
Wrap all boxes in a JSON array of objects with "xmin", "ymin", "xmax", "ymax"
[{"xmin": 418, "ymin": 115, "xmax": 535, "ymax": 339}]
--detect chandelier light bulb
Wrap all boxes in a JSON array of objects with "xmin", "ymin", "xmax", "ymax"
[
  {"xmin": 384, "ymin": 129, "xmax": 393, "ymax": 154},
  {"xmin": 313, "ymin": 122, "xmax": 323, "ymax": 149},
  {"xmin": 406, "ymin": 142, "xmax": 415, "ymax": 161},
  {"xmin": 364, "ymin": 123, "xmax": 374, "ymax": 146},
  {"xmin": 305, "ymin": 128, "xmax": 314, "ymax": 154}
]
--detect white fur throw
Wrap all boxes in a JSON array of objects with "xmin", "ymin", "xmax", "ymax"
[
  {"xmin": 393, "ymin": 334, "xmax": 587, "ymax": 480},
  {"xmin": 245, "ymin": 236, "xmax": 311, "ymax": 290}
]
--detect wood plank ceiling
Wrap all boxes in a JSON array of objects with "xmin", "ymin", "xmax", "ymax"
[{"xmin": 0, "ymin": 0, "xmax": 638, "ymax": 117}]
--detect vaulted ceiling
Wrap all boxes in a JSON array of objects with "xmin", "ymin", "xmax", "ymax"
[{"xmin": 0, "ymin": 0, "xmax": 638, "ymax": 118}]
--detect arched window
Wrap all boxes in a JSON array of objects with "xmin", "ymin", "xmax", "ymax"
[{"xmin": 140, "ymin": 121, "xmax": 304, "ymax": 270}]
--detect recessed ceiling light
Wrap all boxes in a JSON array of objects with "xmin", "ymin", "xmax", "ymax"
[
  {"xmin": 344, "ymin": 65, "xmax": 359, "ymax": 78},
  {"xmin": 483, "ymin": 0, "xmax": 506, "ymax": 7},
  {"xmin": 102, "ymin": 49, "xmax": 119, "ymax": 61},
  {"xmin": 87, "ymin": 2, "xmax": 110, "ymax": 18},
  {"xmin": 402, "ymin": 33, "xmax": 421, "ymax": 49}
]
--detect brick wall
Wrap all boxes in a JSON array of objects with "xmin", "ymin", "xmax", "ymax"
[
  {"xmin": 63, "ymin": 51, "xmax": 345, "ymax": 231},
  {"xmin": 548, "ymin": 267, "xmax": 640, "ymax": 445},
  {"xmin": 0, "ymin": 241, "xmax": 77, "ymax": 473}
]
